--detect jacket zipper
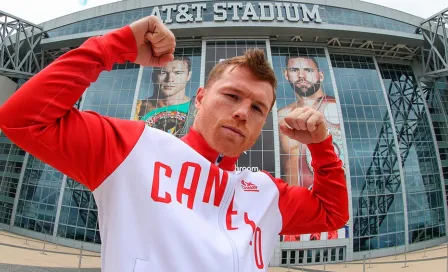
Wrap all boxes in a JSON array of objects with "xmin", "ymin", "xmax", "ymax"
[
  {"xmin": 215, "ymin": 153, "xmax": 224, "ymax": 165},
  {"xmin": 216, "ymin": 154, "xmax": 239, "ymax": 272}
]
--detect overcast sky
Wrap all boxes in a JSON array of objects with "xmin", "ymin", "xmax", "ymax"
[{"xmin": 2, "ymin": 0, "xmax": 447, "ymax": 25}]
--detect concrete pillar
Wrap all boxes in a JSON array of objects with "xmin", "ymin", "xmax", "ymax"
[{"xmin": 0, "ymin": 75, "xmax": 17, "ymax": 106}]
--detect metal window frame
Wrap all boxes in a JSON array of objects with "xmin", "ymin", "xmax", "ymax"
[
  {"xmin": 374, "ymin": 58, "xmax": 410, "ymax": 246},
  {"xmin": 52, "ymin": 174, "xmax": 67, "ymax": 239},
  {"xmin": 200, "ymin": 40, "xmax": 206, "ymax": 87},
  {"xmin": 9, "ymin": 152, "xmax": 29, "ymax": 228},
  {"xmin": 329, "ymin": 52, "xmax": 408, "ymax": 253},
  {"xmin": 129, "ymin": 64, "xmax": 144, "ymax": 121},
  {"xmin": 325, "ymin": 48, "xmax": 354, "ymax": 260},
  {"xmin": 265, "ymin": 39, "xmax": 282, "ymax": 179},
  {"xmin": 414, "ymin": 76, "xmax": 448, "ymax": 236}
]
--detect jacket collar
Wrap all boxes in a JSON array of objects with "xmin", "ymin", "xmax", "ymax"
[{"xmin": 181, "ymin": 128, "xmax": 239, "ymax": 171}]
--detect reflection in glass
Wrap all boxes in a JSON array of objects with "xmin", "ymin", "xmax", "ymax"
[
  {"xmin": 379, "ymin": 63, "xmax": 446, "ymax": 243},
  {"xmin": 330, "ymin": 55, "xmax": 406, "ymax": 251},
  {"xmin": 83, "ymin": 62, "xmax": 139, "ymax": 119},
  {"xmin": 421, "ymin": 78, "xmax": 448, "ymax": 217},
  {"xmin": 58, "ymin": 178, "xmax": 100, "ymax": 244},
  {"xmin": 0, "ymin": 134, "xmax": 25, "ymax": 225},
  {"xmin": 14, "ymin": 156, "xmax": 62, "ymax": 235}
]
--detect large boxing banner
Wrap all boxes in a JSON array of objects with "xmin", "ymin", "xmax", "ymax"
[
  {"xmin": 271, "ymin": 47, "xmax": 349, "ymax": 241},
  {"xmin": 133, "ymin": 48, "xmax": 201, "ymax": 138}
]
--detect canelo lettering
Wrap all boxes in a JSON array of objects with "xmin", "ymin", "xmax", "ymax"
[
  {"xmin": 151, "ymin": 161, "xmax": 228, "ymax": 209},
  {"xmin": 151, "ymin": 161, "xmax": 264, "ymax": 269}
]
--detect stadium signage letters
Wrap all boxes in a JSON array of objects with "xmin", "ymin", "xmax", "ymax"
[{"xmin": 149, "ymin": 2, "xmax": 322, "ymax": 24}]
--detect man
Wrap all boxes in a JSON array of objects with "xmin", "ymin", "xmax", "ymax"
[
  {"xmin": 134, "ymin": 56, "xmax": 196, "ymax": 137},
  {"xmin": 0, "ymin": 16, "xmax": 348, "ymax": 272},
  {"xmin": 278, "ymin": 55, "xmax": 344, "ymax": 242}
]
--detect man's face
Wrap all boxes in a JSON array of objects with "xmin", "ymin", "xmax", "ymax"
[
  {"xmin": 284, "ymin": 57, "xmax": 324, "ymax": 97},
  {"xmin": 194, "ymin": 66, "xmax": 274, "ymax": 157},
  {"xmin": 154, "ymin": 60, "xmax": 192, "ymax": 97}
]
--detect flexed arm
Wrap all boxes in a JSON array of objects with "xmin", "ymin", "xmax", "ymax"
[
  {"xmin": 0, "ymin": 16, "xmax": 176, "ymax": 191},
  {"xmin": 269, "ymin": 107, "xmax": 349, "ymax": 234}
]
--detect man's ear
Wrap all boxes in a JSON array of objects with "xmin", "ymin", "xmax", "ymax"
[
  {"xmin": 283, "ymin": 69, "xmax": 289, "ymax": 81},
  {"xmin": 319, "ymin": 71, "xmax": 324, "ymax": 82},
  {"xmin": 187, "ymin": 71, "xmax": 192, "ymax": 82},
  {"xmin": 195, "ymin": 87, "xmax": 205, "ymax": 109}
]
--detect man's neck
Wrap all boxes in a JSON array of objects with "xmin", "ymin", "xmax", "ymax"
[
  {"xmin": 154, "ymin": 91, "xmax": 190, "ymax": 107},
  {"xmin": 181, "ymin": 126, "xmax": 239, "ymax": 171},
  {"xmin": 295, "ymin": 90, "xmax": 325, "ymax": 107}
]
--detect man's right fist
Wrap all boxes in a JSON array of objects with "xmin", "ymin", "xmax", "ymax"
[{"xmin": 130, "ymin": 16, "xmax": 176, "ymax": 67}]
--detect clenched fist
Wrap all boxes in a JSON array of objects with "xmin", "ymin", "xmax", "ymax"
[
  {"xmin": 279, "ymin": 107, "xmax": 329, "ymax": 145},
  {"xmin": 130, "ymin": 16, "xmax": 176, "ymax": 67}
]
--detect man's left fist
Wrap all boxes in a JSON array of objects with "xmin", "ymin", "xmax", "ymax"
[
  {"xmin": 279, "ymin": 107, "xmax": 329, "ymax": 145},
  {"xmin": 130, "ymin": 16, "xmax": 176, "ymax": 67}
]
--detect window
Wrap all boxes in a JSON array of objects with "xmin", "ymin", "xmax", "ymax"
[
  {"xmin": 378, "ymin": 63, "xmax": 446, "ymax": 244},
  {"xmin": 331, "ymin": 55, "xmax": 406, "ymax": 252},
  {"xmin": 281, "ymin": 250, "xmax": 287, "ymax": 265}
]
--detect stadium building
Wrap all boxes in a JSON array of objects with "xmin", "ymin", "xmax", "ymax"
[{"xmin": 0, "ymin": 0, "xmax": 448, "ymax": 267}]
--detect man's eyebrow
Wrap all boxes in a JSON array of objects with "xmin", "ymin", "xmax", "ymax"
[
  {"xmin": 225, "ymin": 87, "xmax": 270, "ymax": 111},
  {"xmin": 288, "ymin": 66, "xmax": 313, "ymax": 70}
]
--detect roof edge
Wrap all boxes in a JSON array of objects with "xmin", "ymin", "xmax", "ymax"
[{"xmin": 38, "ymin": 0, "xmax": 425, "ymax": 31}]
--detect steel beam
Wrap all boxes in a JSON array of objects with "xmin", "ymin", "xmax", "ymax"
[
  {"xmin": 420, "ymin": 8, "xmax": 448, "ymax": 78},
  {"xmin": 0, "ymin": 10, "xmax": 45, "ymax": 79}
]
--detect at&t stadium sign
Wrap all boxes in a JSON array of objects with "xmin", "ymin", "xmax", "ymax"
[{"xmin": 148, "ymin": 2, "xmax": 323, "ymax": 24}]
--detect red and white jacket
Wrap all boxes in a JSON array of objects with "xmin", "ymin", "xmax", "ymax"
[{"xmin": 0, "ymin": 25, "xmax": 349, "ymax": 272}]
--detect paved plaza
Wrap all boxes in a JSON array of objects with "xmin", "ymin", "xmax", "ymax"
[{"xmin": 1, "ymin": 230, "xmax": 447, "ymax": 271}]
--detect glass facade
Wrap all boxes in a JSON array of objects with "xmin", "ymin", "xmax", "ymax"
[
  {"xmin": 46, "ymin": 2, "xmax": 417, "ymax": 38},
  {"xmin": 14, "ymin": 156, "xmax": 63, "ymax": 235},
  {"xmin": 422, "ymin": 79, "xmax": 448, "ymax": 196},
  {"xmin": 82, "ymin": 62, "xmax": 140, "ymax": 118},
  {"xmin": 378, "ymin": 64, "xmax": 446, "ymax": 243},
  {"xmin": 58, "ymin": 177, "xmax": 101, "ymax": 244},
  {"xmin": 330, "ymin": 55, "xmax": 406, "ymax": 252},
  {"xmin": 431, "ymin": 80, "xmax": 448, "ymax": 185},
  {"xmin": 0, "ymin": 134, "xmax": 25, "ymax": 225},
  {"xmin": 421, "ymin": 78, "xmax": 448, "ymax": 223},
  {"xmin": 320, "ymin": 6, "xmax": 416, "ymax": 33}
]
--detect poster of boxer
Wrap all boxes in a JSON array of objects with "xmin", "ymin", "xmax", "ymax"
[
  {"xmin": 272, "ymin": 46, "xmax": 348, "ymax": 241},
  {"xmin": 134, "ymin": 48, "xmax": 201, "ymax": 138}
]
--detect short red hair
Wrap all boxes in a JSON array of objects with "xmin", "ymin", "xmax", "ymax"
[{"xmin": 205, "ymin": 48, "xmax": 277, "ymax": 111}]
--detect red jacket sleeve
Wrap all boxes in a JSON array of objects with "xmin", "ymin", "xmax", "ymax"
[
  {"xmin": 265, "ymin": 135, "xmax": 349, "ymax": 235},
  {"xmin": 0, "ymin": 25, "xmax": 144, "ymax": 191}
]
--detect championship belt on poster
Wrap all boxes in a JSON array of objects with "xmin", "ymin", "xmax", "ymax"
[
  {"xmin": 141, "ymin": 101, "xmax": 191, "ymax": 137},
  {"xmin": 145, "ymin": 110, "xmax": 188, "ymax": 135},
  {"xmin": 305, "ymin": 101, "xmax": 344, "ymax": 174},
  {"xmin": 305, "ymin": 126, "xmax": 344, "ymax": 174}
]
